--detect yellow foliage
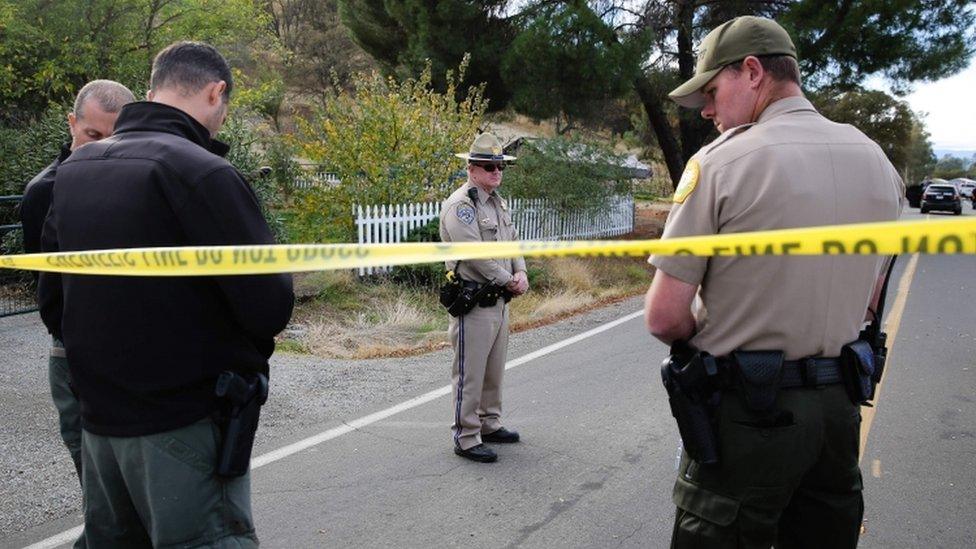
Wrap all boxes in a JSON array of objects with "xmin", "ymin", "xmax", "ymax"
[{"xmin": 293, "ymin": 57, "xmax": 487, "ymax": 242}]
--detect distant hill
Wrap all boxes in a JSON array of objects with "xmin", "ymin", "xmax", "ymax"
[{"xmin": 934, "ymin": 149, "xmax": 975, "ymax": 160}]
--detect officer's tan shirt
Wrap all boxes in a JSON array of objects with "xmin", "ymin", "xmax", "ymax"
[
  {"xmin": 651, "ymin": 97, "xmax": 904, "ymax": 359},
  {"xmin": 440, "ymin": 181, "xmax": 526, "ymax": 285}
]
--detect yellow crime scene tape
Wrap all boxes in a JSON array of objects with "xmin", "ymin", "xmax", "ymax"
[{"xmin": 1, "ymin": 218, "xmax": 974, "ymax": 277}]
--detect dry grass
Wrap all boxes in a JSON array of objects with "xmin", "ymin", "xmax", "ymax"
[
  {"xmin": 548, "ymin": 258, "xmax": 595, "ymax": 292},
  {"xmin": 510, "ymin": 291, "xmax": 591, "ymax": 321},
  {"xmin": 294, "ymin": 284, "xmax": 447, "ymax": 359},
  {"xmin": 281, "ymin": 256, "xmax": 655, "ymax": 359}
]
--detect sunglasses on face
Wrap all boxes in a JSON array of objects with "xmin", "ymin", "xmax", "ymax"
[{"xmin": 472, "ymin": 162, "xmax": 506, "ymax": 172}]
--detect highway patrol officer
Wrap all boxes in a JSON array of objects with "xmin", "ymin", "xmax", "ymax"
[
  {"xmin": 644, "ymin": 16, "xmax": 904, "ymax": 548},
  {"xmin": 440, "ymin": 133, "xmax": 528, "ymax": 463}
]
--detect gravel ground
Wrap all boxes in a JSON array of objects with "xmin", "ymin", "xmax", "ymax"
[{"xmin": 0, "ymin": 296, "xmax": 645, "ymax": 539}]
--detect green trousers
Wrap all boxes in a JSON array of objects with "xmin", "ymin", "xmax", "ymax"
[
  {"xmin": 670, "ymin": 384, "xmax": 863, "ymax": 549},
  {"xmin": 49, "ymin": 338, "xmax": 82, "ymax": 483},
  {"xmin": 80, "ymin": 418, "xmax": 259, "ymax": 548}
]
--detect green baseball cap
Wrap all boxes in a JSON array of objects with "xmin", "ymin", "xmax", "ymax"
[{"xmin": 669, "ymin": 16, "xmax": 797, "ymax": 109}]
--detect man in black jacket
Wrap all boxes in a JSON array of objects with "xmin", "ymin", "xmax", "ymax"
[
  {"xmin": 38, "ymin": 42, "xmax": 294, "ymax": 547},
  {"xmin": 20, "ymin": 79, "xmax": 134, "ymax": 486}
]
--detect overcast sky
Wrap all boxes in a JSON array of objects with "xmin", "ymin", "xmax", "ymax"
[
  {"xmin": 905, "ymin": 62, "xmax": 976, "ymax": 153},
  {"xmin": 868, "ymin": 62, "xmax": 975, "ymax": 155}
]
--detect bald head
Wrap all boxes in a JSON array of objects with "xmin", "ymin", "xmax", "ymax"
[
  {"xmin": 73, "ymin": 80, "xmax": 135, "ymax": 121},
  {"xmin": 69, "ymin": 80, "xmax": 135, "ymax": 150}
]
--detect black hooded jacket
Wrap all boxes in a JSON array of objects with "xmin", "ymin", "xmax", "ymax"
[{"xmin": 38, "ymin": 101, "xmax": 294, "ymax": 436}]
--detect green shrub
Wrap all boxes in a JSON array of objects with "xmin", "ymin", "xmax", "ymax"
[
  {"xmin": 0, "ymin": 104, "xmax": 68, "ymax": 197},
  {"xmin": 293, "ymin": 270, "xmax": 360, "ymax": 308},
  {"xmin": 524, "ymin": 261, "xmax": 551, "ymax": 290},
  {"xmin": 218, "ymin": 109, "xmax": 298, "ymax": 243},
  {"xmin": 503, "ymin": 136, "xmax": 632, "ymax": 212},
  {"xmin": 389, "ymin": 218, "xmax": 444, "ymax": 288},
  {"xmin": 294, "ymin": 58, "xmax": 487, "ymax": 242}
]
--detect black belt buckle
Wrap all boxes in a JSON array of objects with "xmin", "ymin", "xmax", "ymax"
[{"xmin": 800, "ymin": 358, "xmax": 818, "ymax": 388}]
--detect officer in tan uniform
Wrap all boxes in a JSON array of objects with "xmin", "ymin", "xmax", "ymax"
[
  {"xmin": 440, "ymin": 133, "xmax": 528, "ymax": 463},
  {"xmin": 643, "ymin": 16, "xmax": 903, "ymax": 548}
]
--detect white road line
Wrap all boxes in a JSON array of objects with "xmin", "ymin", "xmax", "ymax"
[
  {"xmin": 22, "ymin": 309, "xmax": 645, "ymax": 549},
  {"xmin": 22, "ymin": 527, "xmax": 83, "ymax": 549}
]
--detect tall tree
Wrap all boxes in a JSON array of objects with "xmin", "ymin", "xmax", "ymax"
[
  {"xmin": 341, "ymin": 0, "xmax": 976, "ymax": 188},
  {"xmin": 501, "ymin": 1, "xmax": 649, "ymax": 133},
  {"xmin": 339, "ymin": 0, "xmax": 514, "ymax": 109},
  {"xmin": 904, "ymin": 117, "xmax": 937, "ymax": 184},
  {"xmin": 263, "ymin": 0, "xmax": 375, "ymax": 98},
  {"xmin": 932, "ymin": 155, "xmax": 969, "ymax": 180},
  {"xmin": 810, "ymin": 87, "xmax": 914, "ymax": 173}
]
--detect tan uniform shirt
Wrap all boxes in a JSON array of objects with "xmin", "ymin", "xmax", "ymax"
[
  {"xmin": 651, "ymin": 97, "xmax": 904, "ymax": 359},
  {"xmin": 440, "ymin": 181, "xmax": 526, "ymax": 284}
]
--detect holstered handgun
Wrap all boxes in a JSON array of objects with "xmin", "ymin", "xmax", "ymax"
[
  {"xmin": 842, "ymin": 322, "xmax": 887, "ymax": 405},
  {"xmin": 214, "ymin": 371, "xmax": 268, "ymax": 478},
  {"xmin": 859, "ymin": 326, "xmax": 887, "ymax": 387},
  {"xmin": 660, "ymin": 342, "xmax": 723, "ymax": 466},
  {"xmin": 842, "ymin": 256, "xmax": 896, "ymax": 405},
  {"xmin": 440, "ymin": 270, "xmax": 462, "ymax": 309}
]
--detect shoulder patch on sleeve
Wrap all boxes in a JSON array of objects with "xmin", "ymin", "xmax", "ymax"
[
  {"xmin": 673, "ymin": 158, "xmax": 700, "ymax": 204},
  {"xmin": 456, "ymin": 204, "xmax": 476, "ymax": 224}
]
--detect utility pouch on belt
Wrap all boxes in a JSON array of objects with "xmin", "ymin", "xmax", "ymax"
[
  {"xmin": 661, "ymin": 344, "xmax": 722, "ymax": 466},
  {"xmin": 214, "ymin": 371, "xmax": 268, "ymax": 478},
  {"xmin": 731, "ymin": 351, "xmax": 784, "ymax": 413},
  {"xmin": 840, "ymin": 340, "xmax": 877, "ymax": 404}
]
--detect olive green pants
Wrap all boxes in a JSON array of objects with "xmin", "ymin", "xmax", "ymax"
[
  {"xmin": 80, "ymin": 419, "xmax": 259, "ymax": 548},
  {"xmin": 670, "ymin": 384, "xmax": 863, "ymax": 549},
  {"xmin": 49, "ymin": 338, "xmax": 82, "ymax": 483}
]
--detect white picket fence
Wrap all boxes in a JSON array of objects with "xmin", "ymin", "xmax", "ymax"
[
  {"xmin": 354, "ymin": 194, "xmax": 634, "ymax": 275},
  {"xmin": 293, "ymin": 171, "xmax": 340, "ymax": 190}
]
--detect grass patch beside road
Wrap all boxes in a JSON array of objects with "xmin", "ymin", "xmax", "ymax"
[{"xmin": 281, "ymin": 256, "xmax": 654, "ymax": 359}]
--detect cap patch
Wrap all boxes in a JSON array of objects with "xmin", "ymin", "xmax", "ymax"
[
  {"xmin": 673, "ymin": 159, "xmax": 700, "ymax": 204},
  {"xmin": 456, "ymin": 204, "xmax": 476, "ymax": 225}
]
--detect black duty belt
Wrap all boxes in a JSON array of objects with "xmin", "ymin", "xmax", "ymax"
[
  {"xmin": 717, "ymin": 356, "xmax": 843, "ymax": 388},
  {"xmin": 462, "ymin": 280, "xmax": 511, "ymax": 307}
]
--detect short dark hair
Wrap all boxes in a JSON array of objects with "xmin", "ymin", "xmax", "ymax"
[
  {"xmin": 150, "ymin": 41, "xmax": 233, "ymax": 101},
  {"xmin": 74, "ymin": 80, "xmax": 135, "ymax": 119},
  {"xmin": 727, "ymin": 54, "xmax": 801, "ymax": 86}
]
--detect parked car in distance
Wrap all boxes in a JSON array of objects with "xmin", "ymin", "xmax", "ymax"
[
  {"xmin": 906, "ymin": 177, "xmax": 946, "ymax": 208},
  {"xmin": 920, "ymin": 183, "xmax": 962, "ymax": 215},
  {"xmin": 949, "ymin": 177, "xmax": 976, "ymax": 199}
]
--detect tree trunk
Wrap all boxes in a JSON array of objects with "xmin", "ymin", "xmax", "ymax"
[
  {"xmin": 675, "ymin": 0, "xmax": 710, "ymax": 162},
  {"xmin": 634, "ymin": 75, "xmax": 683, "ymax": 189}
]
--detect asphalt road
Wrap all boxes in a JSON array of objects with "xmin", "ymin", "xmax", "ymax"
[
  {"xmin": 860, "ymin": 206, "xmax": 976, "ymax": 547},
  {"xmin": 248, "ymin": 312, "xmax": 675, "ymax": 548},
  {"xmin": 4, "ymin": 204, "xmax": 975, "ymax": 548}
]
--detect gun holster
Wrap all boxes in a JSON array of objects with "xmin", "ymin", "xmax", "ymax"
[
  {"xmin": 439, "ymin": 271, "xmax": 462, "ymax": 309},
  {"xmin": 841, "ymin": 337, "xmax": 880, "ymax": 404},
  {"xmin": 214, "ymin": 371, "xmax": 268, "ymax": 478},
  {"xmin": 661, "ymin": 347, "xmax": 722, "ymax": 466}
]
